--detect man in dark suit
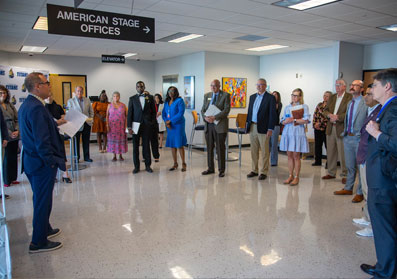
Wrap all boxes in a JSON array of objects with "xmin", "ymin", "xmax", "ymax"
[
  {"xmin": 360, "ymin": 68, "xmax": 397, "ymax": 279},
  {"xmin": 246, "ymin": 78, "xmax": 277, "ymax": 180},
  {"xmin": 322, "ymin": 79, "xmax": 352, "ymax": 182},
  {"xmin": 19, "ymin": 72, "xmax": 65, "ymax": 253},
  {"xmin": 201, "ymin": 79, "xmax": 231, "ymax": 177},
  {"xmin": 127, "ymin": 81, "xmax": 157, "ymax": 173}
]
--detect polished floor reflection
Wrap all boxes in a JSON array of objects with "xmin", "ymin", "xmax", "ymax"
[{"xmin": 7, "ymin": 146, "xmax": 374, "ymax": 278}]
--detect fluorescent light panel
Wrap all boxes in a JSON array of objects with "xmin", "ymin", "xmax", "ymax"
[
  {"xmin": 123, "ymin": 53, "xmax": 137, "ymax": 57},
  {"xmin": 378, "ymin": 24, "xmax": 397, "ymax": 32},
  {"xmin": 272, "ymin": 0, "xmax": 340, "ymax": 11},
  {"xmin": 32, "ymin": 16, "xmax": 48, "ymax": 30},
  {"xmin": 20, "ymin": 46, "xmax": 47, "ymax": 53},
  {"xmin": 246, "ymin": 44, "xmax": 289, "ymax": 51},
  {"xmin": 169, "ymin": 34, "xmax": 203, "ymax": 43}
]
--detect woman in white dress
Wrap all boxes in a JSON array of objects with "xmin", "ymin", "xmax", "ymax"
[
  {"xmin": 280, "ymin": 88, "xmax": 310, "ymax": 186},
  {"xmin": 154, "ymin": 94, "xmax": 166, "ymax": 148}
]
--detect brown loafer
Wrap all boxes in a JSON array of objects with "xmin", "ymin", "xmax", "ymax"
[
  {"xmin": 322, "ymin": 174, "xmax": 336, "ymax": 180},
  {"xmin": 352, "ymin": 194, "xmax": 364, "ymax": 203},
  {"xmin": 334, "ymin": 189, "xmax": 353, "ymax": 195},
  {"xmin": 342, "ymin": 178, "xmax": 347, "ymax": 184}
]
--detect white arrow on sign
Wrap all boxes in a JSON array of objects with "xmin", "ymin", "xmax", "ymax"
[{"xmin": 143, "ymin": 26, "xmax": 150, "ymax": 33}]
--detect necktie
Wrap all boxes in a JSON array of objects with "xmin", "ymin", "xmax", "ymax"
[
  {"xmin": 347, "ymin": 100, "xmax": 355, "ymax": 133},
  {"xmin": 212, "ymin": 94, "xmax": 217, "ymax": 105}
]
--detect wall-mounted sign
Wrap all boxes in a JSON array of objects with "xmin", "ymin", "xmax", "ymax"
[
  {"xmin": 101, "ymin": 55, "xmax": 125, "ymax": 63},
  {"xmin": 47, "ymin": 4, "xmax": 155, "ymax": 43}
]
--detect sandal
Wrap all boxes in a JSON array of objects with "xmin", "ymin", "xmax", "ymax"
[
  {"xmin": 169, "ymin": 163, "xmax": 178, "ymax": 171},
  {"xmin": 112, "ymin": 157, "xmax": 117, "ymax": 162},
  {"xmin": 283, "ymin": 175, "xmax": 294, "ymax": 185},
  {"xmin": 290, "ymin": 176, "xmax": 299, "ymax": 186},
  {"xmin": 181, "ymin": 163, "xmax": 187, "ymax": 172}
]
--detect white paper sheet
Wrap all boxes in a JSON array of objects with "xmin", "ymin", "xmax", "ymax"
[
  {"xmin": 132, "ymin": 122, "xmax": 140, "ymax": 134},
  {"xmin": 204, "ymin": 104, "xmax": 221, "ymax": 125},
  {"xmin": 58, "ymin": 108, "xmax": 88, "ymax": 137}
]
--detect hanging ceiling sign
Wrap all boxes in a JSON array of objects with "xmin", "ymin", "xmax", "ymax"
[
  {"xmin": 101, "ymin": 55, "xmax": 125, "ymax": 63},
  {"xmin": 47, "ymin": 4, "xmax": 155, "ymax": 43}
]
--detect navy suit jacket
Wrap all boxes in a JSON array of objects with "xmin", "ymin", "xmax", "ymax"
[
  {"xmin": 18, "ymin": 95, "xmax": 66, "ymax": 175},
  {"xmin": 366, "ymin": 97, "xmax": 397, "ymax": 191},
  {"xmin": 246, "ymin": 92, "xmax": 277, "ymax": 134}
]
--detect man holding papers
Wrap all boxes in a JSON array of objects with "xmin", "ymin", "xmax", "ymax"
[
  {"xmin": 127, "ymin": 81, "xmax": 157, "ymax": 173},
  {"xmin": 246, "ymin": 78, "xmax": 277, "ymax": 180},
  {"xmin": 201, "ymin": 79, "xmax": 230, "ymax": 177}
]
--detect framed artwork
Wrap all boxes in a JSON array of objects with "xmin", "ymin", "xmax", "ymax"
[
  {"xmin": 222, "ymin": 77, "xmax": 247, "ymax": 108},
  {"xmin": 183, "ymin": 76, "xmax": 195, "ymax": 109}
]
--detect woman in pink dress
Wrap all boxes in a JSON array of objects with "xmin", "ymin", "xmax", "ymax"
[{"xmin": 106, "ymin": 91, "xmax": 128, "ymax": 161}]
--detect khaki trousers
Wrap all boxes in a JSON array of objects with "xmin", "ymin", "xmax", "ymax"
[
  {"xmin": 326, "ymin": 125, "xmax": 347, "ymax": 177},
  {"xmin": 359, "ymin": 163, "xmax": 370, "ymax": 222},
  {"xmin": 250, "ymin": 124, "xmax": 270, "ymax": 175}
]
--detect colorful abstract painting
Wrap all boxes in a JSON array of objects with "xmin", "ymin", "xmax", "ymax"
[{"xmin": 222, "ymin": 77, "xmax": 247, "ymax": 108}]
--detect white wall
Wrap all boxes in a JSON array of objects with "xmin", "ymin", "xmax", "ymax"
[
  {"xmin": 0, "ymin": 51, "xmax": 155, "ymax": 105},
  {"xmin": 205, "ymin": 51, "xmax": 260, "ymax": 145},
  {"xmin": 363, "ymin": 41, "xmax": 397, "ymax": 70},
  {"xmin": 260, "ymin": 46, "xmax": 338, "ymax": 138}
]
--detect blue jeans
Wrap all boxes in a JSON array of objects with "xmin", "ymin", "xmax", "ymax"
[
  {"xmin": 343, "ymin": 136, "xmax": 362, "ymax": 194},
  {"xmin": 269, "ymin": 126, "xmax": 280, "ymax": 166}
]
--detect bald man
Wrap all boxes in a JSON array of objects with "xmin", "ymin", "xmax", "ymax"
[{"xmin": 201, "ymin": 79, "xmax": 231, "ymax": 177}]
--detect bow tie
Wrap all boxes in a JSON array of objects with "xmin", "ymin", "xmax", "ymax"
[{"xmin": 139, "ymin": 93, "xmax": 145, "ymax": 97}]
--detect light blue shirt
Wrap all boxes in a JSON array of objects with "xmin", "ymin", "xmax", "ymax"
[
  {"xmin": 211, "ymin": 91, "xmax": 219, "ymax": 105},
  {"xmin": 367, "ymin": 103, "xmax": 380, "ymax": 116},
  {"xmin": 252, "ymin": 92, "xmax": 265, "ymax": 123},
  {"xmin": 346, "ymin": 95, "xmax": 362, "ymax": 133}
]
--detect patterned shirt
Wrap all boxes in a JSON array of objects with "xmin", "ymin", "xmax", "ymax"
[{"xmin": 313, "ymin": 101, "xmax": 328, "ymax": 131}]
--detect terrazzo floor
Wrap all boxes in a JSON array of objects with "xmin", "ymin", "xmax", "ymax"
[{"xmin": 6, "ymin": 145, "xmax": 374, "ymax": 278}]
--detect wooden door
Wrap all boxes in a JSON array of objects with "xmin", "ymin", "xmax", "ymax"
[
  {"xmin": 49, "ymin": 74, "xmax": 87, "ymax": 107},
  {"xmin": 363, "ymin": 70, "xmax": 382, "ymax": 91}
]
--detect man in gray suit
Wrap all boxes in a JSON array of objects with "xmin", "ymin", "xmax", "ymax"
[
  {"xmin": 334, "ymin": 80, "xmax": 367, "ymax": 203},
  {"xmin": 201, "ymin": 79, "xmax": 231, "ymax": 177},
  {"xmin": 67, "ymin": 86, "xmax": 94, "ymax": 162}
]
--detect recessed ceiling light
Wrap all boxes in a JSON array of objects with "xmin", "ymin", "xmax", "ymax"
[
  {"xmin": 272, "ymin": 0, "xmax": 340, "ymax": 11},
  {"xmin": 157, "ymin": 32, "xmax": 204, "ymax": 43},
  {"xmin": 20, "ymin": 46, "xmax": 48, "ymax": 53},
  {"xmin": 246, "ymin": 45, "xmax": 289, "ymax": 51},
  {"xmin": 123, "ymin": 53, "xmax": 138, "ymax": 57},
  {"xmin": 32, "ymin": 16, "xmax": 48, "ymax": 30},
  {"xmin": 378, "ymin": 24, "xmax": 397, "ymax": 32}
]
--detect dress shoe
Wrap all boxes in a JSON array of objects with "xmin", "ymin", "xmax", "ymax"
[
  {"xmin": 247, "ymin": 172, "xmax": 258, "ymax": 178},
  {"xmin": 322, "ymin": 174, "xmax": 335, "ymax": 179},
  {"xmin": 0, "ymin": 195, "xmax": 10, "ymax": 199},
  {"xmin": 258, "ymin": 174, "xmax": 267, "ymax": 180},
  {"xmin": 4, "ymin": 184, "xmax": 10, "ymax": 187},
  {"xmin": 84, "ymin": 158, "xmax": 93, "ymax": 162},
  {"xmin": 352, "ymin": 194, "xmax": 364, "ymax": 203},
  {"xmin": 145, "ymin": 167, "xmax": 153, "ymax": 173},
  {"xmin": 169, "ymin": 163, "xmax": 178, "ymax": 171},
  {"xmin": 47, "ymin": 228, "xmax": 61, "ymax": 239},
  {"xmin": 284, "ymin": 175, "xmax": 294, "ymax": 184},
  {"xmin": 29, "ymin": 240, "xmax": 63, "ymax": 253},
  {"xmin": 202, "ymin": 170, "xmax": 215, "ymax": 175},
  {"xmin": 62, "ymin": 177, "xmax": 72, "ymax": 183},
  {"xmin": 312, "ymin": 162, "xmax": 322, "ymax": 166},
  {"xmin": 342, "ymin": 178, "xmax": 347, "ymax": 184},
  {"xmin": 271, "ymin": 164, "xmax": 277, "ymax": 167},
  {"xmin": 290, "ymin": 176, "xmax": 299, "ymax": 186},
  {"xmin": 334, "ymin": 189, "xmax": 353, "ymax": 195},
  {"xmin": 219, "ymin": 171, "xmax": 225, "ymax": 177},
  {"xmin": 181, "ymin": 163, "xmax": 187, "ymax": 172},
  {"xmin": 132, "ymin": 169, "xmax": 140, "ymax": 174},
  {"xmin": 360, "ymin": 263, "xmax": 376, "ymax": 276},
  {"xmin": 353, "ymin": 218, "xmax": 370, "ymax": 226},
  {"xmin": 356, "ymin": 227, "xmax": 373, "ymax": 237},
  {"xmin": 11, "ymin": 181, "xmax": 20, "ymax": 185}
]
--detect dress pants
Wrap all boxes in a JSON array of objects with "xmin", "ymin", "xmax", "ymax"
[
  {"xmin": 368, "ymin": 187, "xmax": 397, "ymax": 279},
  {"xmin": 205, "ymin": 123, "xmax": 226, "ymax": 172},
  {"xmin": 75, "ymin": 122, "xmax": 91, "ymax": 161},
  {"xmin": 326, "ymin": 125, "xmax": 347, "ymax": 177},
  {"xmin": 269, "ymin": 125, "xmax": 280, "ymax": 166},
  {"xmin": 359, "ymin": 164, "xmax": 370, "ymax": 222},
  {"xmin": 132, "ymin": 124, "xmax": 152, "ymax": 169},
  {"xmin": 343, "ymin": 136, "xmax": 362, "ymax": 194},
  {"xmin": 2, "ymin": 140, "xmax": 18, "ymax": 184},
  {"xmin": 150, "ymin": 128, "xmax": 160, "ymax": 160},
  {"xmin": 314, "ymin": 129, "xmax": 327, "ymax": 164},
  {"xmin": 250, "ymin": 123, "xmax": 270, "ymax": 175},
  {"xmin": 26, "ymin": 165, "xmax": 57, "ymax": 246}
]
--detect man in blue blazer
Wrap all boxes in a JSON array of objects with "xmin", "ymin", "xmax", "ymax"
[
  {"xmin": 19, "ymin": 72, "xmax": 66, "ymax": 253},
  {"xmin": 360, "ymin": 68, "xmax": 397, "ymax": 279},
  {"xmin": 246, "ymin": 78, "xmax": 277, "ymax": 180}
]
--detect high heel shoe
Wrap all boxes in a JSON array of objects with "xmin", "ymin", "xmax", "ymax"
[
  {"xmin": 283, "ymin": 175, "xmax": 294, "ymax": 185},
  {"xmin": 290, "ymin": 176, "xmax": 299, "ymax": 186},
  {"xmin": 62, "ymin": 177, "xmax": 72, "ymax": 183},
  {"xmin": 169, "ymin": 163, "xmax": 178, "ymax": 171},
  {"xmin": 181, "ymin": 163, "xmax": 187, "ymax": 172}
]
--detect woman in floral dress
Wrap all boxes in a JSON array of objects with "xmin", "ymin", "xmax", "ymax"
[{"xmin": 106, "ymin": 91, "xmax": 128, "ymax": 161}]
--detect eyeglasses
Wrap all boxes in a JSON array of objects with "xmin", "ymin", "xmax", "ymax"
[
  {"xmin": 350, "ymin": 84, "xmax": 362, "ymax": 87},
  {"xmin": 366, "ymin": 93, "xmax": 373, "ymax": 96},
  {"xmin": 256, "ymin": 84, "xmax": 266, "ymax": 86},
  {"xmin": 39, "ymin": 81, "xmax": 50, "ymax": 85},
  {"xmin": 291, "ymin": 94, "xmax": 300, "ymax": 97},
  {"xmin": 335, "ymin": 83, "xmax": 345, "ymax": 87}
]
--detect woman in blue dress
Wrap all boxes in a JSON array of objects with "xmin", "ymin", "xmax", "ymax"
[
  {"xmin": 280, "ymin": 88, "xmax": 310, "ymax": 186},
  {"xmin": 162, "ymin": 86, "xmax": 187, "ymax": 172}
]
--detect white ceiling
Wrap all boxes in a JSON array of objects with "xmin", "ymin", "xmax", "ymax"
[{"xmin": 0, "ymin": 0, "xmax": 396, "ymax": 61}]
